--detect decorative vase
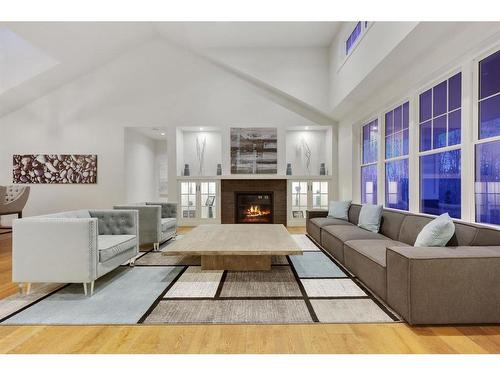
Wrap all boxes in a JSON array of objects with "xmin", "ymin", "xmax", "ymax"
[
  {"xmin": 216, "ymin": 163, "xmax": 222, "ymax": 175},
  {"xmin": 184, "ymin": 164, "xmax": 190, "ymax": 176},
  {"xmin": 319, "ymin": 163, "xmax": 326, "ymax": 175},
  {"xmin": 286, "ymin": 163, "xmax": 292, "ymax": 175}
]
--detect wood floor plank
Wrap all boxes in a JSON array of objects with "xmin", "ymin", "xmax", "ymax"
[{"xmin": 1, "ymin": 229, "xmax": 500, "ymax": 354}]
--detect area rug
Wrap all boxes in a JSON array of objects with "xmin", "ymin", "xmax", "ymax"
[{"xmin": 0, "ymin": 234, "xmax": 401, "ymax": 325}]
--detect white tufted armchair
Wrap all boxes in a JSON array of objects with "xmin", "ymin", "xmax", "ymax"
[{"xmin": 0, "ymin": 185, "xmax": 30, "ymax": 233}]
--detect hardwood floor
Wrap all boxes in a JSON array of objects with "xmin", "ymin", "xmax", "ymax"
[{"xmin": 0, "ymin": 228, "xmax": 499, "ymax": 354}]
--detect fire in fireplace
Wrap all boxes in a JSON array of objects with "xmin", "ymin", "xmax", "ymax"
[{"xmin": 236, "ymin": 192, "xmax": 273, "ymax": 224}]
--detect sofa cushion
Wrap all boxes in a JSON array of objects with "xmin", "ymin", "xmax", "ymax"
[
  {"xmin": 379, "ymin": 210, "xmax": 407, "ymax": 240},
  {"xmin": 320, "ymin": 225, "xmax": 387, "ymax": 264},
  {"xmin": 398, "ymin": 215, "xmax": 433, "ymax": 245},
  {"xmin": 98, "ymin": 235, "xmax": 137, "ymax": 263},
  {"xmin": 310, "ymin": 217, "xmax": 353, "ymax": 228},
  {"xmin": 358, "ymin": 204, "xmax": 383, "ymax": 233},
  {"xmin": 322, "ymin": 225, "xmax": 387, "ymax": 243},
  {"xmin": 343, "ymin": 239, "xmax": 406, "ymax": 300},
  {"xmin": 161, "ymin": 218, "xmax": 176, "ymax": 232},
  {"xmin": 344, "ymin": 239, "xmax": 408, "ymax": 267},
  {"xmin": 348, "ymin": 204, "xmax": 361, "ymax": 225},
  {"xmin": 415, "ymin": 213, "xmax": 455, "ymax": 247},
  {"xmin": 328, "ymin": 200, "xmax": 351, "ymax": 220}
]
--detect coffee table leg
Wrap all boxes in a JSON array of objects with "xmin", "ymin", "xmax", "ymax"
[{"xmin": 201, "ymin": 255, "xmax": 271, "ymax": 271}]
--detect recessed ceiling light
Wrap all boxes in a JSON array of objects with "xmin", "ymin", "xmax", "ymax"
[
  {"xmin": 305, "ymin": 126, "xmax": 310, "ymax": 130},
  {"xmin": 200, "ymin": 127, "xmax": 204, "ymax": 131},
  {"xmin": 160, "ymin": 132, "xmax": 166, "ymax": 136}
]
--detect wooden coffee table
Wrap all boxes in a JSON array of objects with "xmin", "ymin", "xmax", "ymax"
[{"xmin": 163, "ymin": 224, "xmax": 303, "ymax": 271}]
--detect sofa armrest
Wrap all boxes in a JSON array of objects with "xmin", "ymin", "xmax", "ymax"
[
  {"xmin": 306, "ymin": 210, "xmax": 328, "ymax": 220},
  {"xmin": 386, "ymin": 246, "xmax": 500, "ymax": 325},
  {"xmin": 89, "ymin": 209, "xmax": 138, "ymax": 237},
  {"xmin": 12, "ymin": 218, "xmax": 98, "ymax": 283},
  {"xmin": 114, "ymin": 205, "xmax": 161, "ymax": 244},
  {"xmin": 146, "ymin": 202, "xmax": 177, "ymax": 219}
]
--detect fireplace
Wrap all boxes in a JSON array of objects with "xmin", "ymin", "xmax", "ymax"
[
  {"xmin": 221, "ymin": 179, "xmax": 286, "ymax": 225},
  {"xmin": 236, "ymin": 192, "xmax": 273, "ymax": 224}
]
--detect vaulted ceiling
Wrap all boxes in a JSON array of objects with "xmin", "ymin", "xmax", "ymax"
[{"xmin": 0, "ymin": 22, "xmax": 341, "ymax": 121}]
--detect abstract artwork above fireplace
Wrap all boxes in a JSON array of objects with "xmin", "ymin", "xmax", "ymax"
[{"xmin": 230, "ymin": 127, "xmax": 277, "ymax": 174}]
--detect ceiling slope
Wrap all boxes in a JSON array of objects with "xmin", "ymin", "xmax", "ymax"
[{"xmin": 0, "ymin": 22, "xmax": 156, "ymax": 117}]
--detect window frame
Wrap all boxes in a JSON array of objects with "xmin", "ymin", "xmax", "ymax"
[
  {"xmin": 353, "ymin": 42, "xmax": 500, "ymax": 227},
  {"xmin": 383, "ymin": 100, "xmax": 411, "ymax": 211},
  {"xmin": 416, "ymin": 69, "xmax": 464, "ymax": 218},
  {"xmin": 359, "ymin": 116, "xmax": 380, "ymax": 205},
  {"xmin": 472, "ymin": 45, "xmax": 500, "ymax": 226},
  {"xmin": 338, "ymin": 21, "xmax": 374, "ymax": 72}
]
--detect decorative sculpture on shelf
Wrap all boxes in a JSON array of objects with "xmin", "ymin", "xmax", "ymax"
[
  {"xmin": 301, "ymin": 138, "xmax": 312, "ymax": 175},
  {"xmin": 320, "ymin": 162, "xmax": 326, "ymax": 175},
  {"xmin": 286, "ymin": 163, "xmax": 292, "ymax": 175},
  {"xmin": 196, "ymin": 136, "xmax": 206, "ymax": 176},
  {"xmin": 216, "ymin": 163, "xmax": 222, "ymax": 176},
  {"xmin": 183, "ymin": 164, "xmax": 190, "ymax": 176}
]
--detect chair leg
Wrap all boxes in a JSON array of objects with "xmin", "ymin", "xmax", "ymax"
[
  {"xmin": 25, "ymin": 283, "xmax": 31, "ymax": 295},
  {"xmin": 83, "ymin": 283, "xmax": 88, "ymax": 296},
  {"xmin": 90, "ymin": 281, "xmax": 94, "ymax": 296},
  {"xmin": 19, "ymin": 283, "xmax": 24, "ymax": 295},
  {"xmin": 129, "ymin": 258, "xmax": 135, "ymax": 267}
]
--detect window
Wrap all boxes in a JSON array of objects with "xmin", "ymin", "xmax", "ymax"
[
  {"xmin": 420, "ymin": 149, "xmax": 461, "ymax": 219},
  {"xmin": 419, "ymin": 73, "xmax": 462, "ymax": 151},
  {"xmin": 346, "ymin": 22, "xmax": 362, "ymax": 55},
  {"xmin": 384, "ymin": 102, "xmax": 409, "ymax": 210},
  {"xmin": 361, "ymin": 119, "xmax": 378, "ymax": 204},
  {"xmin": 475, "ymin": 141, "xmax": 500, "ymax": 225},
  {"xmin": 475, "ymin": 49, "xmax": 500, "ymax": 225},
  {"xmin": 418, "ymin": 73, "xmax": 462, "ymax": 219},
  {"xmin": 479, "ymin": 50, "xmax": 500, "ymax": 139}
]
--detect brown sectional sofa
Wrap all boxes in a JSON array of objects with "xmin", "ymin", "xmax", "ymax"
[{"xmin": 306, "ymin": 204, "xmax": 500, "ymax": 325}]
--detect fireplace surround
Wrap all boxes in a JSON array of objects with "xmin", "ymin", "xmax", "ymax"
[{"xmin": 221, "ymin": 179, "xmax": 287, "ymax": 225}]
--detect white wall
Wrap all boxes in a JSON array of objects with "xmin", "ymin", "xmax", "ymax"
[
  {"xmin": 206, "ymin": 47, "xmax": 330, "ymax": 112},
  {"xmin": 329, "ymin": 22, "xmax": 418, "ymax": 114},
  {"xmin": 155, "ymin": 139, "xmax": 168, "ymax": 199},
  {"xmin": 285, "ymin": 129, "xmax": 329, "ymax": 176},
  {"xmin": 0, "ymin": 38, "xmax": 327, "ymax": 217},
  {"xmin": 124, "ymin": 128, "xmax": 158, "ymax": 202},
  {"xmin": 179, "ymin": 130, "xmax": 222, "ymax": 176}
]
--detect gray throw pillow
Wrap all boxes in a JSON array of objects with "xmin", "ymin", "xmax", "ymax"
[
  {"xmin": 357, "ymin": 204, "xmax": 383, "ymax": 233},
  {"xmin": 414, "ymin": 213, "xmax": 455, "ymax": 247},
  {"xmin": 327, "ymin": 200, "xmax": 351, "ymax": 221}
]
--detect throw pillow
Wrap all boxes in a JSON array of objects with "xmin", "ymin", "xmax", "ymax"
[
  {"xmin": 414, "ymin": 213, "xmax": 455, "ymax": 247},
  {"xmin": 357, "ymin": 204, "xmax": 383, "ymax": 233},
  {"xmin": 327, "ymin": 200, "xmax": 352, "ymax": 220}
]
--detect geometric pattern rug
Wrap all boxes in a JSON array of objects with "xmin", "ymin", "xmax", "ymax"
[{"xmin": 0, "ymin": 234, "xmax": 401, "ymax": 325}]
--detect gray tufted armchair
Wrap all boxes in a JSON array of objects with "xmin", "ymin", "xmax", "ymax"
[
  {"xmin": 0, "ymin": 185, "xmax": 30, "ymax": 233},
  {"xmin": 114, "ymin": 202, "xmax": 177, "ymax": 251},
  {"xmin": 12, "ymin": 209, "xmax": 139, "ymax": 296}
]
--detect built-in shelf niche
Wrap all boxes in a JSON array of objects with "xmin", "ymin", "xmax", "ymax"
[
  {"xmin": 176, "ymin": 127, "xmax": 223, "ymax": 177},
  {"xmin": 285, "ymin": 126, "xmax": 332, "ymax": 177}
]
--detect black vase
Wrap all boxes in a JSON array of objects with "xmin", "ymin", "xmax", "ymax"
[
  {"xmin": 320, "ymin": 163, "xmax": 326, "ymax": 175},
  {"xmin": 184, "ymin": 164, "xmax": 190, "ymax": 176}
]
